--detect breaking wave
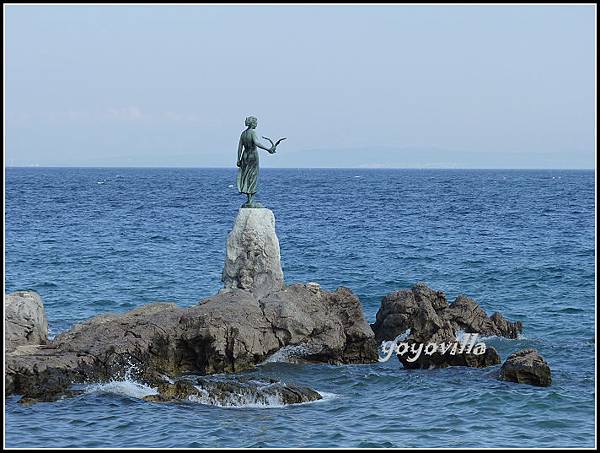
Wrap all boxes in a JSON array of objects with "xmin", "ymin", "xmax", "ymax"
[
  {"xmin": 82, "ymin": 362, "xmax": 158, "ymax": 399},
  {"xmin": 81, "ymin": 363, "xmax": 335, "ymax": 408},
  {"xmin": 84, "ymin": 379, "xmax": 158, "ymax": 400},
  {"xmin": 456, "ymin": 329, "xmax": 526, "ymax": 342},
  {"xmin": 188, "ymin": 386, "xmax": 338, "ymax": 409}
]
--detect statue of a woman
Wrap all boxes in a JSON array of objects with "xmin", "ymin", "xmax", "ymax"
[{"xmin": 236, "ymin": 116, "xmax": 284, "ymax": 208}]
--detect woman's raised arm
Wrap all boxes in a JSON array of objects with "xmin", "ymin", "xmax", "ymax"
[{"xmin": 251, "ymin": 130, "xmax": 275, "ymax": 153}]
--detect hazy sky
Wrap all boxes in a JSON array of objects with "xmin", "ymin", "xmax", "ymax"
[{"xmin": 4, "ymin": 4, "xmax": 596, "ymax": 168}]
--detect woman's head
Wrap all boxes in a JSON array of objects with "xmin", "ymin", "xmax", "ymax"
[{"xmin": 245, "ymin": 116, "xmax": 258, "ymax": 128}]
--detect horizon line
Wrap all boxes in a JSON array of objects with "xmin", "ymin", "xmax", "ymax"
[{"xmin": 4, "ymin": 165, "xmax": 596, "ymax": 171}]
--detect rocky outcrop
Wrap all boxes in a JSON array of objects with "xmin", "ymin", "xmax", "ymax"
[
  {"xmin": 443, "ymin": 295, "xmax": 523, "ymax": 339},
  {"xmin": 371, "ymin": 283, "xmax": 523, "ymax": 343},
  {"xmin": 371, "ymin": 283, "xmax": 449, "ymax": 344},
  {"xmin": 259, "ymin": 284, "xmax": 378, "ymax": 364},
  {"xmin": 143, "ymin": 376, "xmax": 322, "ymax": 406},
  {"xmin": 6, "ymin": 284, "xmax": 378, "ymax": 402},
  {"xmin": 499, "ymin": 349, "xmax": 552, "ymax": 387},
  {"xmin": 371, "ymin": 283, "xmax": 521, "ymax": 369},
  {"xmin": 5, "ymin": 291, "xmax": 48, "ymax": 352},
  {"xmin": 222, "ymin": 208, "xmax": 284, "ymax": 299}
]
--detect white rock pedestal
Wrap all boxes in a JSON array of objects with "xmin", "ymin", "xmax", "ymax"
[
  {"xmin": 5, "ymin": 291, "xmax": 48, "ymax": 352},
  {"xmin": 222, "ymin": 208, "xmax": 285, "ymax": 299}
]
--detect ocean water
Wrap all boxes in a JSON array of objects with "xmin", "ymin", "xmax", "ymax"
[{"xmin": 4, "ymin": 167, "xmax": 596, "ymax": 448}]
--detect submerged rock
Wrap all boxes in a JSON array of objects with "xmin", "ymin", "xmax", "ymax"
[
  {"xmin": 144, "ymin": 376, "xmax": 322, "ymax": 406},
  {"xmin": 142, "ymin": 380, "xmax": 203, "ymax": 403},
  {"xmin": 499, "ymin": 349, "xmax": 552, "ymax": 387},
  {"xmin": 371, "ymin": 283, "xmax": 518, "ymax": 369},
  {"xmin": 222, "ymin": 208, "xmax": 284, "ymax": 299},
  {"xmin": 6, "ymin": 284, "xmax": 377, "ymax": 402},
  {"xmin": 17, "ymin": 389, "xmax": 84, "ymax": 406},
  {"xmin": 5, "ymin": 291, "xmax": 48, "ymax": 352}
]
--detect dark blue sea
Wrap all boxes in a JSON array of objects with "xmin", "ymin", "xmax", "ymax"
[{"xmin": 4, "ymin": 168, "xmax": 596, "ymax": 448}]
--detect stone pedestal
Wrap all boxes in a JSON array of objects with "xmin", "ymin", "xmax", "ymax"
[
  {"xmin": 222, "ymin": 208, "xmax": 284, "ymax": 299},
  {"xmin": 5, "ymin": 291, "xmax": 48, "ymax": 352}
]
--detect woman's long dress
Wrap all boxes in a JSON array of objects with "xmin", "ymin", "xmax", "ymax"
[{"xmin": 237, "ymin": 147, "xmax": 259, "ymax": 195}]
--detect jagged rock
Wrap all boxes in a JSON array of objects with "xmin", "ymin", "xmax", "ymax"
[
  {"xmin": 372, "ymin": 283, "xmax": 509, "ymax": 369},
  {"xmin": 499, "ymin": 349, "xmax": 552, "ymax": 387},
  {"xmin": 222, "ymin": 208, "xmax": 284, "ymax": 299},
  {"xmin": 370, "ymin": 283, "xmax": 447, "ymax": 344},
  {"xmin": 442, "ymin": 295, "xmax": 523, "ymax": 339},
  {"xmin": 259, "ymin": 285, "xmax": 378, "ymax": 364},
  {"xmin": 5, "ymin": 291, "xmax": 48, "ymax": 352},
  {"xmin": 371, "ymin": 283, "xmax": 523, "ymax": 343},
  {"xmin": 489, "ymin": 312, "xmax": 523, "ymax": 339},
  {"xmin": 371, "ymin": 283, "xmax": 522, "ymax": 344},
  {"xmin": 6, "ymin": 284, "xmax": 378, "ymax": 402}
]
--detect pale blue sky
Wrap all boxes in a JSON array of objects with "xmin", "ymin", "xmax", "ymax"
[{"xmin": 4, "ymin": 4, "xmax": 596, "ymax": 168}]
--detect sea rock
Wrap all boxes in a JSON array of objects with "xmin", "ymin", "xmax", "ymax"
[
  {"xmin": 398, "ymin": 340, "xmax": 501, "ymax": 369},
  {"xmin": 371, "ymin": 283, "xmax": 512, "ymax": 369},
  {"xmin": 222, "ymin": 208, "xmax": 285, "ymax": 299},
  {"xmin": 6, "ymin": 284, "xmax": 378, "ymax": 402},
  {"xmin": 499, "ymin": 348, "xmax": 552, "ymax": 387},
  {"xmin": 443, "ymin": 295, "xmax": 523, "ymax": 339},
  {"xmin": 259, "ymin": 284, "xmax": 378, "ymax": 364},
  {"xmin": 17, "ymin": 389, "xmax": 84, "ymax": 406},
  {"xmin": 5, "ymin": 291, "xmax": 48, "ymax": 352},
  {"xmin": 371, "ymin": 283, "xmax": 522, "ymax": 344},
  {"xmin": 142, "ymin": 380, "xmax": 203, "ymax": 403},
  {"xmin": 144, "ymin": 376, "xmax": 322, "ymax": 406},
  {"xmin": 370, "ymin": 283, "xmax": 448, "ymax": 344}
]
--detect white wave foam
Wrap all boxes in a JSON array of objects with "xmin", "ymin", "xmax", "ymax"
[
  {"xmin": 189, "ymin": 387, "xmax": 286, "ymax": 408},
  {"xmin": 188, "ymin": 385, "xmax": 336, "ymax": 408},
  {"xmin": 455, "ymin": 329, "xmax": 469, "ymax": 343},
  {"xmin": 261, "ymin": 343, "xmax": 320, "ymax": 364},
  {"xmin": 378, "ymin": 329, "xmax": 411, "ymax": 349},
  {"xmin": 395, "ymin": 328, "xmax": 411, "ymax": 342},
  {"xmin": 48, "ymin": 328, "xmax": 58, "ymax": 341},
  {"xmin": 456, "ymin": 329, "xmax": 526, "ymax": 342},
  {"xmin": 80, "ymin": 360, "xmax": 335, "ymax": 408},
  {"xmin": 82, "ymin": 361, "xmax": 158, "ymax": 399},
  {"xmin": 315, "ymin": 391, "xmax": 338, "ymax": 403},
  {"xmin": 84, "ymin": 379, "xmax": 158, "ymax": 399}
]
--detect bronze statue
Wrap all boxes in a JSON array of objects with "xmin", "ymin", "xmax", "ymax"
[{"xmin": 237, "ymin": 116, "xmax": 285, "ymax": 208}]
